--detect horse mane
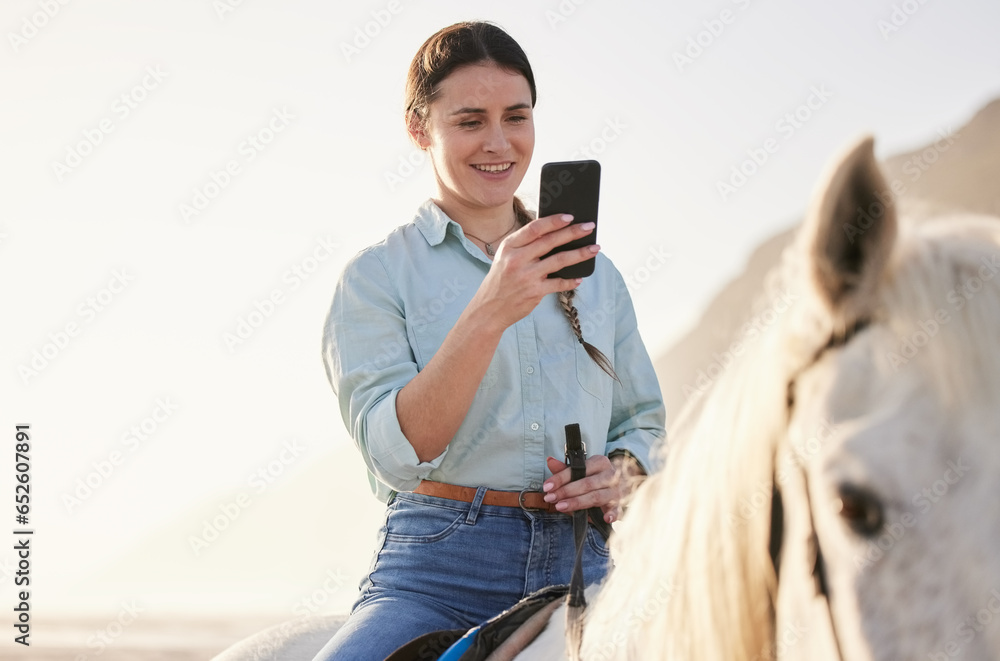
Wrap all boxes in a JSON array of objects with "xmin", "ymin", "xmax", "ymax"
[
  {"xmin": 582, "ymin": 212, "xmax": 1000, "ymax": 661},
  {"xmin": 581, "ymin": 272, "xmax": 801, "ymax": 661},
  {"xmin": 877, "ymin": 216, "xmax": 1000, "ymax": 409}
]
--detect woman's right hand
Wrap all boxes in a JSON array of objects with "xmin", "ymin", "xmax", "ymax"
[
  {"xmin": 396, "ymin": 213, "xmax": 598, "ymax": 461},
  {"xmin": 471, "ymin": 213, "xmax": 600, "ymax": 331}
]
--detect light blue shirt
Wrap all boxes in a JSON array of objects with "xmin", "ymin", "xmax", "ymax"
[{"xmin": 322, "ymin": 200, "xmax": 666, "ymax": 501}]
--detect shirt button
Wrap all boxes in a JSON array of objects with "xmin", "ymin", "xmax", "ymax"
[
  {"xmin": 529, "ymin": 481, "xmax": 540, "ymax": 490},
  {"xmin": 526, "ymin": 366, "xmax": 535, "ymax": 374},
  {"xmin": 530, "ymin": 422, "xmax": 540, "ymax": 431}
]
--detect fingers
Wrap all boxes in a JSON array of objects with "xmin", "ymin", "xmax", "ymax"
[
  {"xmin": 601, "ymin": 503, "xmax": 621, "ymax": 524},
  {"xmin": 544, "ymin": 455, "xmax": 613, "ymax": 489},
  {"xmin": 543, "ymin": 455, "xmax": 621, "ymax": 514},
  {"xmin": 504, "ymin": 213, "xmax": 575, "ymax": 249},
  {"xmin": 523, "ymin": 244, "xmax": 598, "ymax": 296},
  {"xmin": 540, "ymin": 243, "xmax": 600, "ymax": 280},
  {"xmin": 551, "ymin": 486, "xmax": 619, "ymax": 515},
  {"xmin": 482, "ymin": 214, "xmax": 597, "ymax": 317},
  {"xmin": 503, "ymin": 214, "xmax": 599, "ymax": 264},
  {"xmin": 545, "ymin": 456, "xmax": 571, "ymax": 488}
]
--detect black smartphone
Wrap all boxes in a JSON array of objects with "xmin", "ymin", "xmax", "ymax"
[{"xmin": 538, "ymin": 160, "xmax": 600, "ymax": 279}]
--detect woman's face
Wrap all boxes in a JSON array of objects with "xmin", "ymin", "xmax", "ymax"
[{"xmin": 412, "ymin": 63, "xmax": 535, "ymax": 218}]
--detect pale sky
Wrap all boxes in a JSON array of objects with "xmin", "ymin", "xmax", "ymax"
[{"xmin": 2, "ymin": 0, "xmax": 999, "ymax": 623}]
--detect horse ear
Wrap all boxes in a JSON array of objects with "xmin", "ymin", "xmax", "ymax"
[{"xmin": 800, "ymin": 136, "xmax": 897, "ymax": 326}]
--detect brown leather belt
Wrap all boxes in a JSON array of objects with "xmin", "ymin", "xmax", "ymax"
[{"xmin": 413, "ymin": 480, "xmax": 560, "ymax": 513}]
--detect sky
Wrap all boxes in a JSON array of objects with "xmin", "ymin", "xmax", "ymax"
[{"xmin": 1, "ymin": 0, "xmax": 999, "ymax": 628}]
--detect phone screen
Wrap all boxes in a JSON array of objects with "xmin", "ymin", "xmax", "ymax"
[{"xmin": 538, "ymin": 160, "xmax": 600, "ymax": 278}]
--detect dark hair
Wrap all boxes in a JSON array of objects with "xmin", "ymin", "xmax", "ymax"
[
  {"xmin": 405, "ymin": 21, "xmax": 537, "ymax": 122},
  {"xmin": 406, "ymin": 22, "xmax": 618, "ymax": 384}
]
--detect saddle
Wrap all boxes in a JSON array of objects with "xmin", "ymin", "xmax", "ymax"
[
  {"xmin": 384, "ymin": 585, "xmax": 568, "ymax": 661},
  {"xmin": 384, "ymin": 424, "xmax": 609, "ymax": 661}
]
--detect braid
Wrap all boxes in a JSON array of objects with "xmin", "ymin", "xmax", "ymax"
[{"xmin": 558, "ymin": 289, "xmax": 620, "ymax": 384}]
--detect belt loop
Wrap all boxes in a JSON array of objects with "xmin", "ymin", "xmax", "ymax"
[{"xmin": 466, "ymin": 486, "xmax": 487, "ymax": 525}]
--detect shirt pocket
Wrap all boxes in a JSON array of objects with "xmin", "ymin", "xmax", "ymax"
[
  {"xmin": 575, "ymin": 341, "xmax": 614, "ymax": 403},
  {"xmin": 571, "ymin": 292, "xmax": 616, "ymax": 401}
]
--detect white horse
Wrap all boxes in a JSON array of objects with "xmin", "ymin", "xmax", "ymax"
[
  {"xmin": 216, "ymin": 137, "xmax": 1000, "ymax": 660},
  {"xmin": 519, "ymin": 136, "xmax": 1000, "ymax": 660}
]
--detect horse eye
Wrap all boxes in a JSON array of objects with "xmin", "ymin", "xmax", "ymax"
[{"xmin": 834, "ymin": 484, "xmax": 884, "ymax": 537}]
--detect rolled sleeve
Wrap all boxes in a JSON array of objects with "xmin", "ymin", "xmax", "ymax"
[
  {"xmin": 364, "ymin": 386, "xmax": 449, "ymax": 491},
  {"xmin": 322, "ymin": 248, "xmax": 446, "ymax": 498},
  {"xmin": 606, "ymin": 429, "xmax": 664, "ymax": 475},
  {"xmin": 605, "ymin": 269, "xmax": 667, "ymax": 475}
]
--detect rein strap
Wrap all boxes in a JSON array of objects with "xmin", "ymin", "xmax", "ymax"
[{"xmin": 564, "ymin": 423, "xmax": 589, "ymax": 661}]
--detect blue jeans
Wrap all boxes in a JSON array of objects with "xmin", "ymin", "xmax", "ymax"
[{"xmin": 311, "ymin": 488, "xmax": 611, "ymax": 661}]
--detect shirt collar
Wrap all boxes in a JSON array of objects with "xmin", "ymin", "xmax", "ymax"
[
  {"xmin": 412, "ymin": 199, "xmax": 496, "ymax": 266},
  {"xmin": 413, "ymin": 199, "xmax": 456, "ymax": 247}
]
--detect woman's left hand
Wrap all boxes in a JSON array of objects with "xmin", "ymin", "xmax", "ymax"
[{"xmin": 543, "ymin": 455, "xmax": 643, "ymax": 524}]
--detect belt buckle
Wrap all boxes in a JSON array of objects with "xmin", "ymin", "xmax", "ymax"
[{"xmin": 519, "ymin": 488, "xmax": 539, "ymax": 512}]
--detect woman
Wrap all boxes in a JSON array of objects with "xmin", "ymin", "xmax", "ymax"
[{"xmin": 316, "ymin": 21, "xmax": 665, "ymax": 660}]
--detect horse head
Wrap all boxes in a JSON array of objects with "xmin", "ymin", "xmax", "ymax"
[
  {"xmin": 776, "ymin": 137, "xmax": 1000, "ymax": 661},
  {"xmin": 579, "ymin": 137, "xmax": 1000, "ymax": 660}
]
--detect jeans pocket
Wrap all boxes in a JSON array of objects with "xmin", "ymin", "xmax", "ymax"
[
  {"xmin": 586, "ymin": 525, "xmax": 611, "ymax": 558},
  {"xmin": 384, "ymin": 496, "xmax": 468, "ymax": 544}
]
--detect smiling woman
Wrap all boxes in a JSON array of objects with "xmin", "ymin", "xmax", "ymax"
[
  {"xmin": 408, "ymin": 63, "xmax": 534, "ymax": 224},
  {"xmin": 314, "ymin": 21, "xmax": 665, "ymax": 660}
]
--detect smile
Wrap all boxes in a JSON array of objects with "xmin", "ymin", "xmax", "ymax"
[{"xmin": 472, "ymin": 163, "xmax": 513, "ymax": 173}]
